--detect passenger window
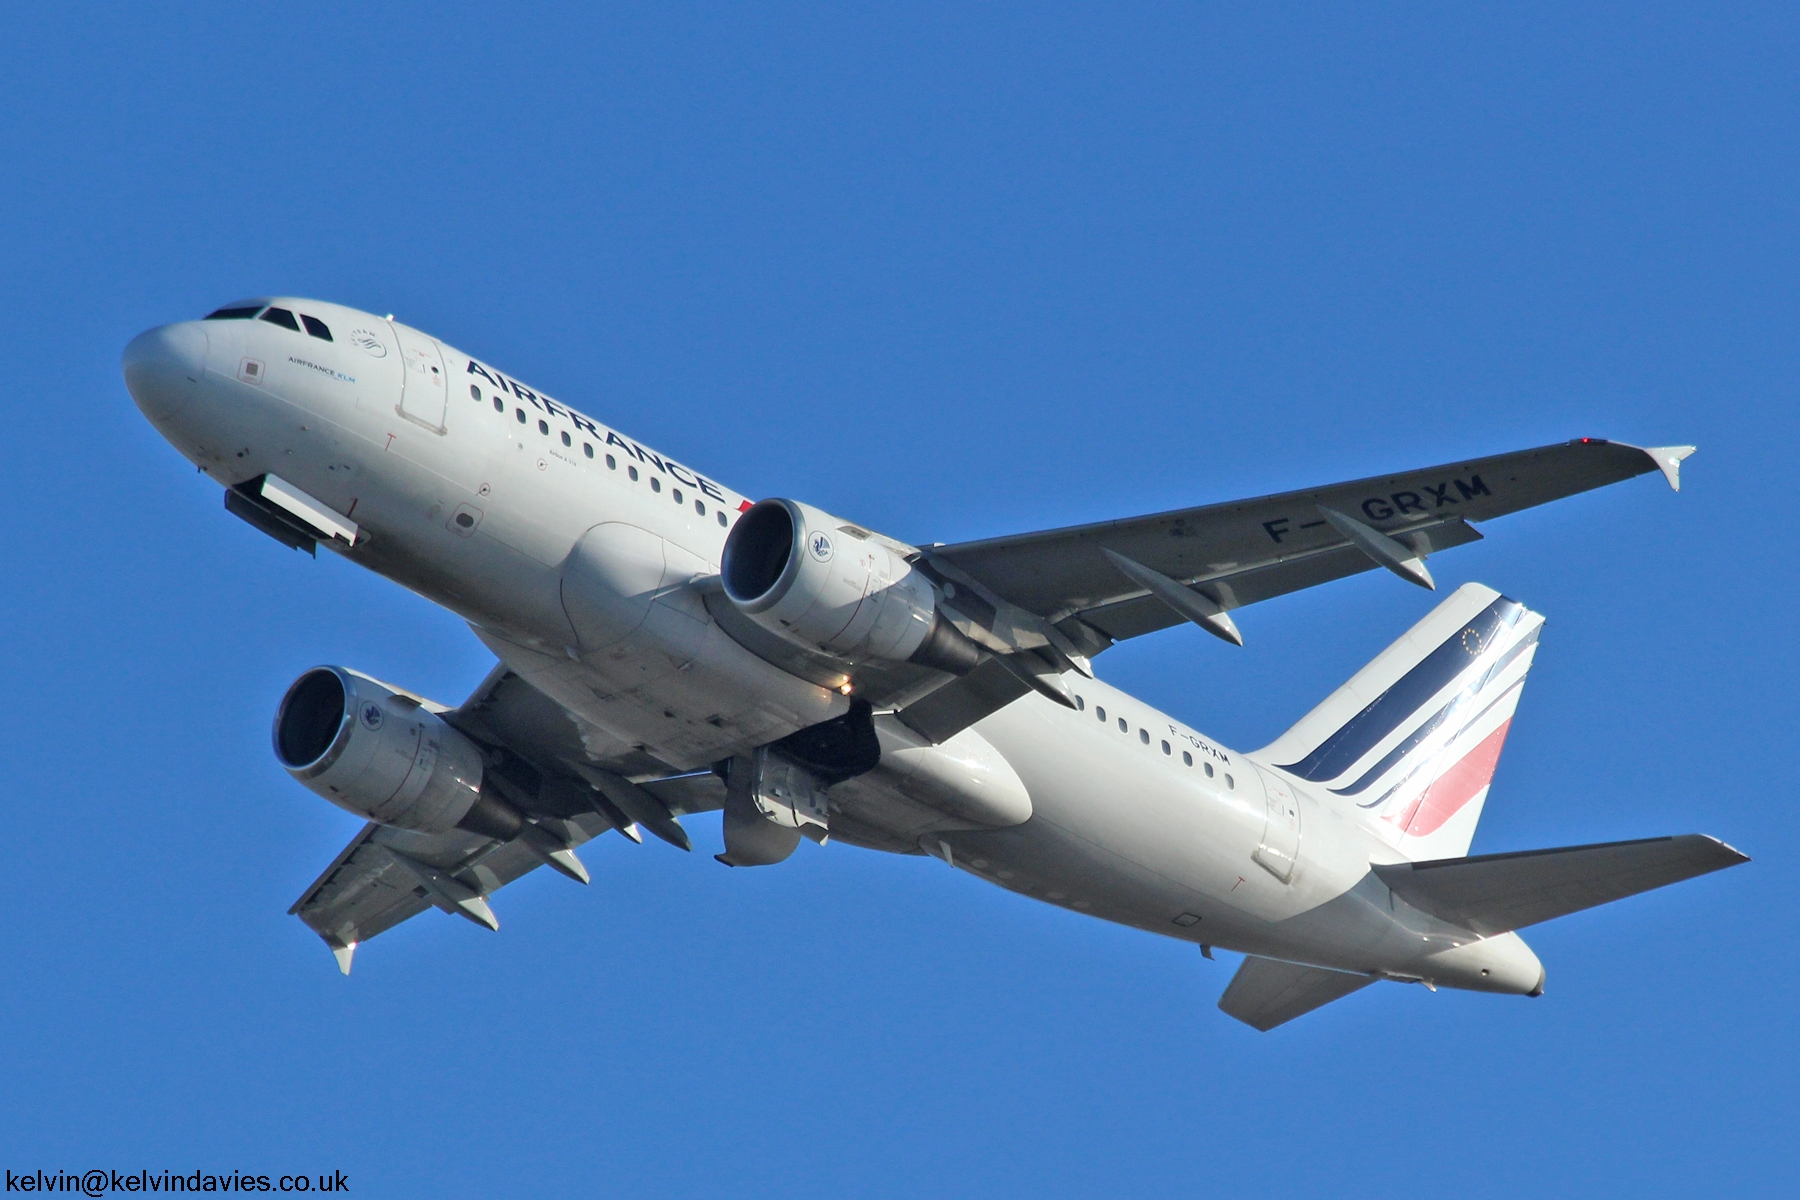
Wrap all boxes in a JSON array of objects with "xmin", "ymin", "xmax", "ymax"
[
  {"xmin": 672, "ymin": 488, "xmax": 683, "ymax": 504},
  {"xmin": 1161, "ymin": 740, "xmax": 1171, "ymax": 755},
  {"xmin": 1118, "ymin": 717, "xmax": 1128, "ymax": 732},
  {"xmin": 471, "ymin": 385, "xmax": 482, "ymax": 401},
  {"xmin": 1182, "ymin": 751, "xmax": 1193, "ymax": 766},
  {"xmin": 1225, "ymin": 774, "xmax": 1235, "ymax": 790},
  {"xmin": 561, "ymin": 431, "xmax": 571, "ymax": 447},
  {"xmin": 1096, "ymin": 706, "xmax": 1106, "ymax": 722},
  {"xmin": 605, "ymin": 454, "xmax": 616, "ymax": 469},
  {"xmin": 1074, "ymin": 696, "xmax": 1084, "ymax": 711},
  {"xmin": 628, "ymin": 465, "xmax": 639, "ymax": 481},
  {"xmin": 583, "ymin": 443, "xmax": 594, "ymax": 459},
  {"xmin": 538, "ymin": 420, "xmax": 549, "ymax": 435},
  {"xmin": 716, "ymin": 511, "xmax": 728, "ymax": 527},
  {"xmin": 515, "ymin": 409, "xmax": 526, "ymax": 424},
  {"xmin": 493, "ymin": 397, "xmax": 504, "ymax": 413},
  {"xmin": 695, "ymin": 500, "xmax": 706, "ymax": 515},
  {"xmin": 651, "ymin": 477, "xmax": 662, "ymax": 493},
  {"xmin": 1139, "ymin": 729, "xmax": 1149, "ymax": 744},
  {"xmin": 1204, "ymin": 762, "xmax": 1214, "ymax": 778},
  {"xmin": 301, "ymin": 315, "xmax": 333, "ymax": 341},
  {"xmin": 259, "ymin": 307, "xmax": 301, "ymax": 331},
  {"xmin": 205, "ymin": 305, "xmax": 263, "ymax": 320}
]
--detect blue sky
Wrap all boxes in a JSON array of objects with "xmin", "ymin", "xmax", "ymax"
[{"xmin": 2, "ymin": 2, "xmax": 1795, "ymax": 1195}]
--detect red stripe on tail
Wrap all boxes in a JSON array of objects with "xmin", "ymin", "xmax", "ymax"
[{"xmin": 1392, "ymin": 719, "xmax": 1513, "ymax": 838}]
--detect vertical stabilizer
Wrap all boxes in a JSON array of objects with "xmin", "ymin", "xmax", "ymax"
[{"xmin": 1254, "ymin": 583, "xmax": 1544, "ymax": 860}]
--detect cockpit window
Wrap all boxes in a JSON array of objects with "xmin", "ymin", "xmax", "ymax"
[
  {"xmin": 259, "ymin": 307, "xmax": 301, "ymax": 331},
  {"xmin": 301, "ymin": 315, "xmax": 333, "ymax": 341},
  {"xmin": 205, "ymin": 305, "xmax": 264, "ymax": 320}
]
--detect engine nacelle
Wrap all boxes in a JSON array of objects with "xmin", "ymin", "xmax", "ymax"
[
  {"xmin": 273, "ymin": 666, "xmax": 484, "ymax": 834},
  {"xmin": 721, "ymin": 498, "xmax": 981, "ymax": 673}
]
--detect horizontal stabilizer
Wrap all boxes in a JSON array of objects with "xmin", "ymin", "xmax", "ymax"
[
  {"xmin": 1218, "ymin": 956, "xmax": 1375, "ymax": 1031},
  {"xmin": 1375, "ymin": 834, "xmax": 1748, "ymax": 936}
]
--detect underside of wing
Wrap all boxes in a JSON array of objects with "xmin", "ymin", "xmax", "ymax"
[
  {"xmin": 933, "ymin": 439, "xmax": 1680, "ymax": 649},
  {"xmin": 887, "ymin": 440, "xmax": 1685, "ymax": 741},
  {"xmin": 289, "ymin": 813, "xmax": 615, "ymax": 969},
  {"xmin": 290, "ymin": 666, "xmax": 729, "ymax": 970}
]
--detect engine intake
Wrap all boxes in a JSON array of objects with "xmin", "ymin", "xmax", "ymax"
[
  {"xmin": 273, "ymin": 666, "xmax": 486, "ymax": 834},
  {"xmin": 721, "ymin": 499, "xmax": 981, "ymax": 674}
]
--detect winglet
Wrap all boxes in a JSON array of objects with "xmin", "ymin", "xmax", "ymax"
[
  {"xmin": 1643, "ymin": 445, "xmax": 1696, "ymax": 492},
  {"xmin": 330, "ymin": 941, "xmax": 356, "ymax": 975}
]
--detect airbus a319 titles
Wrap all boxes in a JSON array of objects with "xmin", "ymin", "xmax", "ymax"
[{"xmin": 122, "ymin": 298, "xmax": 1745, "ymax": 1030}]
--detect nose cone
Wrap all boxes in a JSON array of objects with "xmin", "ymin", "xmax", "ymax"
[{"xmin": 122, "ymin": 322, "xmax": 208, "ymax": 415}]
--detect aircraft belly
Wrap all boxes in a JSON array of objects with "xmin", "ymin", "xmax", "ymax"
[
  {"xmin": 945, "ymin": 819, "xmax": 1250, "ymax": 939},
  {"xmin": 946, "ymin": 713, "xmax": 1489, "ymax": 974},
  {"xmin": 1006, "ymin": 705, "xmax": 1249, "ymax": 847},
  {"xmin": 828, "ymin": 775, "xmax": 997, "ymax": 847},
  {"xmin": 479, "ymin": 591, "xmax": 847, "ymax": 774},
  {"xmin": 917, "ymin": 694, "xmax": 1403, "ymax": 960}
]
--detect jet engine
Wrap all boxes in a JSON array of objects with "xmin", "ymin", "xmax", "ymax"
[
  {"xmin": 721, "ymin": 498, "xmax": 982, "ymax": 674},
  {"xmin": 273, "ymin": 666, "xmax": 485, "ymax": 834}
]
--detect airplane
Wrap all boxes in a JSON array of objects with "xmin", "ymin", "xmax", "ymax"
[{"xmin": 121, "ymin": 297, "xmax": 1746, "ymax": 1031}]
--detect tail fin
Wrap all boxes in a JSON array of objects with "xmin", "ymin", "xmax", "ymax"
[{"xmin": 1254, "ymin": 583, "xmax": 1544, "ymax": 860}]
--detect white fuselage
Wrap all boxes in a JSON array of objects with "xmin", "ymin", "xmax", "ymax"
[{"xmin": 123, "ymin": 299, "xmax": 1544, "ymax": 995}]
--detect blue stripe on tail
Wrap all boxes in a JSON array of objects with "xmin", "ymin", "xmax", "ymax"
[
  {"xmin": 1278, "ymin": 597, "xmax": 1524, "ymax": 782},
  {"xmin": 1329, "ymin": 626, "xmax": 1540, "ymax": 797}
]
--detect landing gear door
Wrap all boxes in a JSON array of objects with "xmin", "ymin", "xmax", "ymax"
[
  {"xmin": 391, "ymin": 321, "xmax": 448, "ymax": 433},
  {"xmin": 1251, "ymin": 766, "xmax": 1302, "ymax": 883}
]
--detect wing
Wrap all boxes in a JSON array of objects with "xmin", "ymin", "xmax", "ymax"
[
  {"xmin": 290, "ymin": 666, "xmax": 727, "ymax": 971},
  {"xmin": 894, "ymin": 440, "xmax": 1689, "ymax": 740},
  {"xmin": 931, "ymin": 440, "xmax": 1686, "ymax": 647}
]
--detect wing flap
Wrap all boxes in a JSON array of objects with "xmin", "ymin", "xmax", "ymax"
[
  {"xmin": 894, "ymin": 659, "xmax": 1033, "ymax": 744},
  {"xmin": 288, "ymin": 823, "xmax": 430, "ymax": 950},
  {"xmin": 1374, "ymin": 834, "xmax": 1749, "ymax": 936},
  {"xmin": 1218, "ymin": 956, "xmax": 1376, "ymax": 1031}
]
